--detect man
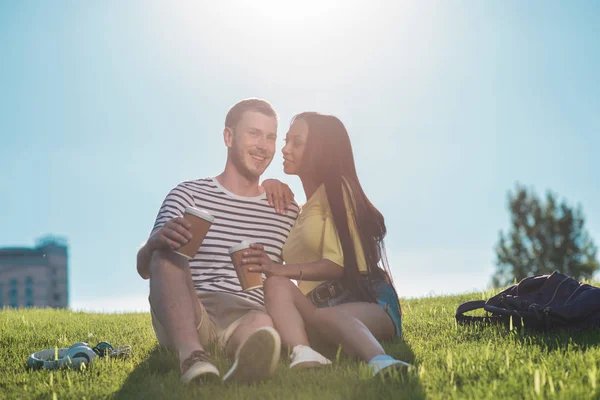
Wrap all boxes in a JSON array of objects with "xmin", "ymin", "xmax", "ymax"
[{"xmin": 136, "ymin": 98, "xmax": 299, "ymax": 384}]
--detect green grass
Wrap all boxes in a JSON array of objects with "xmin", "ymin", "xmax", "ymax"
[{"xmin": 1, "ymin": 286, "xmax": 599, "ymax": 399}]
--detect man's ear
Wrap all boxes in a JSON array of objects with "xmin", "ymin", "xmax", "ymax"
[{"xmin": 223, "ymin": 127, "xmax": 234, "ymax": 148}]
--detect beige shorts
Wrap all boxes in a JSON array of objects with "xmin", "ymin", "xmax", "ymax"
[{"xmin": 150, "ymin": 291, "xmax": 266, "ymax": 350}]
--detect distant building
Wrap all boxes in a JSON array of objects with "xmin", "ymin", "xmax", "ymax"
[{"xmin": 0, "ymin": 236, "xmax": 69, "ymax": 309}]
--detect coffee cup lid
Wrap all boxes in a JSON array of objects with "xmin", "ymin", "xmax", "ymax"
[
  {"xmin": 184, "ymin": 207, "xmax": 215, "ymax": 223},
  {"xmin": 228, "ymin": 240, "xmax": 252, "ymax": 254}
]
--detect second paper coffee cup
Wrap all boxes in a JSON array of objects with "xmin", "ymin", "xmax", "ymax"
[{"xmin": 229, "ymin": 240, "xmax": 264, "ymax": 291}]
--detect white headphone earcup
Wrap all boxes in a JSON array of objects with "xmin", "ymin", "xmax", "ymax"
[{"xmin": 65, "ymin": 346, "xmax": 97, "ymax": 367}]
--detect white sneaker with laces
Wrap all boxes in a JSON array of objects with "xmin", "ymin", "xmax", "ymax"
[
  {"xmin": 289, "ymin": 345, "xmax": 332, "ymax": 369},
  {"xmin": 180, "ymin": 350, "xmax": 220, "ymax": 384}
]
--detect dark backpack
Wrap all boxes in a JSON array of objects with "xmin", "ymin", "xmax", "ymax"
[{"xmin": 456, "ymin": 271, "xmax": 600, "ymax": 331}]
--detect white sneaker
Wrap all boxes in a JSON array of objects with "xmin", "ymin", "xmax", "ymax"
[
  {"xmin": 289, "ymin": 345, "xmax": 332, "ymax": 369},
  {"xmin": 223, "ymin": 327, "xmax": 281, "ymax": 383}
]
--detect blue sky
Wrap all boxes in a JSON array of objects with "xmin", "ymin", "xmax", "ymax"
[{"xmin": 1, "ymin": 1, "xmax": 599, "ymax": 312}]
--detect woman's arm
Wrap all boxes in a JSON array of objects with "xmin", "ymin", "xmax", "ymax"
[
  {"xmin": 242, "ymin": 244, "xmax": 344, "ymax": 281},
  {"xmin": 261, "ymin": 179, "xmax": 295, "ymax": 214}
]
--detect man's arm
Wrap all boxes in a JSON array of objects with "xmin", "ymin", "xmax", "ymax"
[
  {"xmin": 136, "ymin": 240, "xmax": 156, "ymax": 280},
  {"xmin": 136, "ymin": 218, "xmax": 193, "ymax": 280}
]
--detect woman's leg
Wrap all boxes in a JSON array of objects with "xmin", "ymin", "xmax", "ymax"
[
  {"xmin": 311, "ymin": 302, "xmax": 395, "ymax": 360},
  {"xmin": 263, "ymin": 276, "xmax": 316, "ymax": 348},
  {"xmin": 263, "ymin": 277, "xmax": 393, "ymax": 362}
]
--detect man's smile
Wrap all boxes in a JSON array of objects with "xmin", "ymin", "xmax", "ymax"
[{"xmin": 251, "ymin": 154, "xmax": 267, "ymax": 162}]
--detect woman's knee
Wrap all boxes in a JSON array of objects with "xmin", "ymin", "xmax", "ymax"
[{"xmin": 263, "ymin": 276, "xmax": 295, "ymax": 299}]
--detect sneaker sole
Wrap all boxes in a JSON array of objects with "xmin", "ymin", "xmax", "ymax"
[
  {"xmin": 180, "ymin": 362, "xmax": 220, "ymax": 384},
  {"xmin": 223, "ymin": 327, "xmax": 280, "ymax": 383},
  {"xmin": 289, "ymin": 360, "xmax": 330, "ymax": 369},
  {"xmin": 374, "ymin": 360, "xmax": 411, "ymax": 378}
]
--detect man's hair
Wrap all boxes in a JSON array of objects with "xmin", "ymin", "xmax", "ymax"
[{"xmin": 225, "ymin": 98, "xmax": 278, "ymax": 129}]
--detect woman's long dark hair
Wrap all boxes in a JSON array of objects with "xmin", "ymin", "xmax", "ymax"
[{"xmin": 293, "ymin": 112, "xmax": 397, "ymax": 303}]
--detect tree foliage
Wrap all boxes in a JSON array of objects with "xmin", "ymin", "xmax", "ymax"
[{"xmin": 493, "ymin": 184, "xmax": 599, "ymax": 287}]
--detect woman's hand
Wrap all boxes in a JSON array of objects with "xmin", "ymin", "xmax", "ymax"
[
  {"xmin": 242, "ymin": 243, "xmax": 286, "ymax": 277},
  {"xmin": 261, "ymin": 179, "xmax": 295, "ymax": 214}
]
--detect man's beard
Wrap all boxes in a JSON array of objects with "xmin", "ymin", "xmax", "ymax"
[{"xmin": 230, "ymin": 142, "xmax": 271, "ymax": 181}]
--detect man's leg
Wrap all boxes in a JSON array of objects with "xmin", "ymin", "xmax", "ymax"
[
  {"xmin": 225, "ymin": 311, "xmax": 273, "ymax": 356},
  {"xmin": 149, "ymin": 249, "xmax": 218, "ymax": 381},
  {"xmin": 222, "ymin": 311, "xmax": 281, "ymax": 382}
]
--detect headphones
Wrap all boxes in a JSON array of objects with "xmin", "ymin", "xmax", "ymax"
[{"xmin": 27, "ymin": 341, "xmax": 125, "ymax": 370}]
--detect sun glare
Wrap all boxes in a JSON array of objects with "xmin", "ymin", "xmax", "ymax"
[
  {"xmin": 247, "ymin": 0, "xmax": 348, "ymax": 24},
  {"xmin": 144, "ymin": 1, "xmax": 433, "ymax": 94}
]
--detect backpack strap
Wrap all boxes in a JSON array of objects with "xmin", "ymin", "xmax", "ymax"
[{"xmin": 455, "ymin": 300, "xmax": 506, "ymax": 324}]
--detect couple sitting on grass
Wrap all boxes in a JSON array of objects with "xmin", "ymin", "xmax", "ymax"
[{"xmin": 136, "ymin": 98, "xmax": 409, "ymax": 384}]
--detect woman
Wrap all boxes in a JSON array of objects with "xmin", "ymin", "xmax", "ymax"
[{"xmin": 244, "ymin": 112, "xmax": 409, "ymax": 377}]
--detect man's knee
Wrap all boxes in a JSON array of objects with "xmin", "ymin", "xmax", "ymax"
[
  {"xmin": 243, "ymin": 310, "xmax": 274, "ymax": 329},
  {"xmin": 149, "ymin": 249, "xmax": 186, "ymax": 275},
  {"xmin": 226, "ymin": 310, "xmax": 274, "ymax": 357}
]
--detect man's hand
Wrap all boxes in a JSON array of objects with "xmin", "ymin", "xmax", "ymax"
[
  {"xmin": 242, "ymin": 243, "xmax": 285, "ymax": 277},
  {"xmin": 147, "ymin": 217, "xmax": 193, "ymax": 252},
  {"xmin": 261, "ymin": 179, "xmax": 295, "ymax": 214}
]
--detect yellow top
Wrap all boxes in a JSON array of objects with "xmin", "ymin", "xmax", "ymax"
[{"xmin": 282, "ymin": 184, "xmax": 367, "ymax": 295}]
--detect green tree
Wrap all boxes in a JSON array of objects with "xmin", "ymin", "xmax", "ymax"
[{"xmin": 493, "ymin": 184, "xmax": 599, "ymax": 287}]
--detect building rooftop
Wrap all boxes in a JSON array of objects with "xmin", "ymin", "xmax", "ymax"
[
  {"xmin": 0, "ymin": 248, "xmax": 43, "ymax": 256},
  {"xmin": 0, "ymin": 236, "xmax": 68, "ymax": 258}
]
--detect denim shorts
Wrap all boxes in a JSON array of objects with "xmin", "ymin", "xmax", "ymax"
[
  {"xmin": 371, "ymin": 280, "xmax": 403, "ymax": 337},
  {"xmin": 310, "ymin": 279, "xmax": 403, "ymax": 337}
]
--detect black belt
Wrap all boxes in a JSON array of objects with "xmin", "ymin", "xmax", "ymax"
[{"xmin": 308, "ymin": 280, "xmax": 346, "ymax": 307}]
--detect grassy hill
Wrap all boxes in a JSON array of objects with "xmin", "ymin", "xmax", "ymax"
[{"xmin": 1, "ymin": 286, "xmax": 599, "ymax": 399}]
